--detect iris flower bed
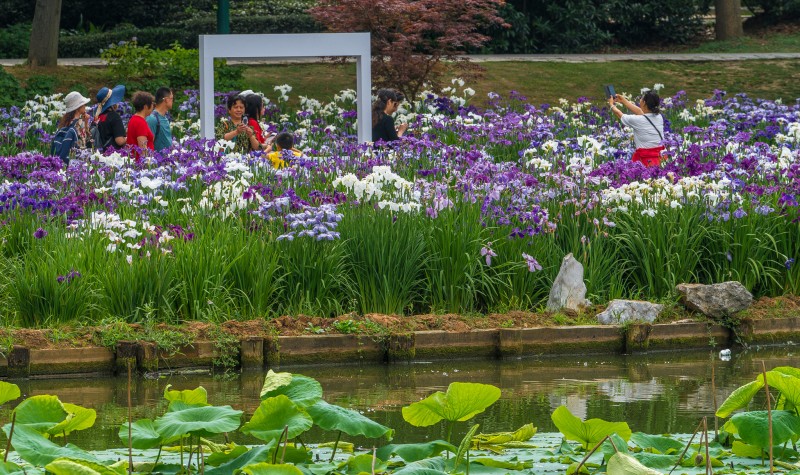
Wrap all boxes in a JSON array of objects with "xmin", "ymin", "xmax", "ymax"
[{"xmin": 1, "ymin": 83, "xmax": 799, "ymax": 327}]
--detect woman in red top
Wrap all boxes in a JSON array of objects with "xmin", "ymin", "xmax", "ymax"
[
  {"xmin": 127, "ymin": 91, "xmax": 156, "ymax": 156},
  {"xmin": 244, "ymin": 94, "xmax": 273, "ymax": 153}
]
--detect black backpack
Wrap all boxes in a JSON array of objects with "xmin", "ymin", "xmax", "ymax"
[
  {"xmin": 50, "ymin": 120, "xmax": 79, "ymax": 163},
  {"xmin": 90, "ymin": 114, "xmax": 113, "ymax": 151}
]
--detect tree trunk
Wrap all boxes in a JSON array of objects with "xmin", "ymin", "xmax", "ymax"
[
  {"xmin": 28, "ymin": 0, "xmax": 62, "ymax": 67},
  {"xmin": 715, "ymin": 0, "xmax": 743, "ymax": 41}
]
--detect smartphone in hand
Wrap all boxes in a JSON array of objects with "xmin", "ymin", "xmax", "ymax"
[
  {"xmin": 241, "ymin": 114, "xmax": 249, "ymax": 125},
  {"xmin": 603, "ymin": 85, "xmax": 616, "ymax": 99}
]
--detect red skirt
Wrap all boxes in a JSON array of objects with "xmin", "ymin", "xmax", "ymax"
[{"xmin": 632, "ymin": 146, "xmax": 665, "ymax": 167}]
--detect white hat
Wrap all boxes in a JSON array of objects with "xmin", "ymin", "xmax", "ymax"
[
  {"xmin": 64, "ymin": 91, "xmax": 91, "ymax": 113},
  {"xmin": 239, "ymin": 89, "xmax": 255, "ymax": 97}
]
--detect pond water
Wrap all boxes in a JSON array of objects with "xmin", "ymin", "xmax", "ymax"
[{"xmin": 2, "ymin": 345, "xmax": 796, "ymax": 450}]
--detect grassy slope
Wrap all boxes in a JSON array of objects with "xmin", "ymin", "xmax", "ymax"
[{"xmin": 3, "ymin": 30, "xmax": 799, "ymax": 106}]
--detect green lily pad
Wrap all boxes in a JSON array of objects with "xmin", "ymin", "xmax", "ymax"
[
  {"xmin": 630, "ymin": 432, "xmax": 684, "ymax": 454},
  {"xmin": 163, "ymin": 385, "xmax": 209, "ymax": 406},
  {"xmin": 0, "ymin": 461, "xmax": 25, "ymax": 475},
  {"xmin": 206, "ymin": 445, "xmax": 274, "ymax": 475},
  {"xmin": 154, "ymin": 404, "xmax": 243, "ymax": 439},
  {"xmin": 306, "ymin": 400, "xmax": 393, "ymax": 440},
  {"xmin": 391, "ymin": 457, "xmax": 448, "ymax": 475},
  {"xmin": 402, "ymin": 382, "xmax": 501, "ymax": 427},
  {"xmin": 12, "ymin": 395, "xmax": 68, "ymax": 433},
  {"xmin": 239, "ymin": 462, "xmax": 305, "ymax": 475},
  {"xmin": 0, "ymin": 382, "xmax": 20, "ymax": 406},
  {"xmin": 716, "ymin": 380, "xmax": 764, "ymax": 418},
  {"xmin": 3, "ymin": 424, "xmax": 99, "ymax": 467},
  {"xmin": 729, "ymin": 410, "xmax": 800, "ymax": 448},
  {"xmin": 340, "ymin": 453, "xmax": 387, "ymax": 475},
  {"xmin": 606, "ymin": 452, "xmax": 663, "ymax": 475},
  {"xmin": 375, "ymin": 441, "xmax": 456, "ymax": 462},
  {"xmin": 48, "ymin": 403, "xmax": 96, "ymax": 438},
  {"xmin": 764, "ymin": 371, "xmax": 800, "ymax": 409},
  {"xmin": 473, "ymin": 423, "xmax": 537, "ymax": 444},
  {"xmin": 260, "ymin": 373, "xmax": 323, "ymax": 408},
  {"xmin": 551, "ymin": 405, "xmax": 631, "ymax": 450},
  {"xmin": 240, "ymin": 395, "xmax": 313, "ymax": 442},
  {"xmin": 119, "ymin": 419, "xmax": 162, "ymax": 450},
  {"xmin": 45, "ymin": 457, "xmax": 126, "ymax": 475}
]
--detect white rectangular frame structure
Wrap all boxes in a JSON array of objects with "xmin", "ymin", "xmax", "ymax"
[{"xmin": 199, "ymin": 33, "xmax": 372, "ymax": 143}]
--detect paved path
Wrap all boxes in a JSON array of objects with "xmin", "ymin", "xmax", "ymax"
[{"xmin": 2, "ymin": 52, "xmax": 799, "ymax": 67}]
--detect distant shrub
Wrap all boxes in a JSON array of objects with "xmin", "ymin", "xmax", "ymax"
[
  {"xmin": 25, "ymin": 75, "xmax": 57, "ymax": 97},
  {"xmin": 58, "ymin": 13, "xmax": 321, "ymax": 58},
  {"xmin": 744, "ymin": 0, "xmax": 800, "ymax": 26},
  {"xmin": 0, "ymin": 68, "xmax": 24, "ymax": 108},
  {"xmin": 0, "ymin": 23, "xmax": 30, "ymax": 58},
  {"xmin": 101, "ymin": 40, "xmax": 243, "ymax": 92}
]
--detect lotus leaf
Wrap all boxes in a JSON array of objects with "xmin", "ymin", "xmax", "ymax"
[
  {"xmin": 402, "ymin": 382, "xmax": 501, "ymax": 427},
  {"xmin": 565, "ymin": 462, "xmax": 590, "ymax": 475},
  {"xmin": 552, "ymin": 405, "xmax": 631, "ymax": 449},
  {"xmin": 267, "ymin": 445, "xmax": 312, "ymax": 464},
  {"xmin": 318, "ymin": 441, "xmax": 355, "ymax": 453},
  {"xmin": 607, "ymin": 452, "xmax": 663, "ymax": 475},
  {"xmin": 48, "ymin": 403, "xmax": 96, "ymax": 438},
  {"xmin": 472, "ymin": 458, "xmax": 533, "ymax": 470},
  {"xmin": 206, "ymin": 445, "xmax": 274, "ymax": 475},
  {"xmin": 375, "ymin": 441, "xmax": 456, "ymax": 462},
  {"xmin": 239, "ymin": 462, "xmax": 305, "ymax": 475},
  {"xmin": 206, "ymin": 445, "xmax": 249, "ymax": 467},
  {"xmin": 631, "ymin": 452, "xmax": 679, "ymax": 469},
  {"xmin": 306, "ymin": 462, "xmax": 339, "ymax": 475},
  {"xmin": 163, "ymin": 385, "xmax": 209, "ymax": 406},
  {"xmin": 729, "ymin": 410, "xmax": 800, "ymax": 448},
  {"xmin": 12, "ymin": 395, "xmax": 68, "ymax": 433},
  {"xmin": 45, "ymin": 457, "xmax": 126, "ymax": 475},
  {"xmin": 473, "ymin": 423, "xmax": 537, "ymax": 444},
  {"xmin": 773, "ymin": 366, "xmax": 800, "ymax": 379},
  {"xmin": 119, "ymin": 419, "xmax": 162, "ymax": 450},
  {"xmin": 241, "ymin": 395, "xmax": 313, "ymax": 442},
  {"xmin": 764, "ymin": 371, "xmax": 800, "ymax": 408},
  {"xmin": 260, "ymin": 373, "xmax": 323, "ymax": 408},
  {"xmin": 3, "ymin": 424, "xmax": 99, "ymax": 467},
  {"xmin": 154, "ymin": 404, "xmax": 243, "ymax": 439},
  {"xmin": 453, "ymin": 424, "xmax": 480, "ymax": 472},
  {"xmin": 732, "ymin": 440, "xmax": 799, "ymax": 459},
  {"xmin": 715, "ymin": 380, "xmax": 764, "ymax": 418},
  {"xmin": 341, "ymin": 453, "xmax": 387, "ymax": 475},
  {"xmin": 629, "ymin": 433, "xmax": 684, "ymax": 454},
  {"xmin": 0, "ymin": 461, "xmax": 25, "ymax": 475},
  {"xmin": 306, "ymin": 400, "xmax": 393, "ymax": 440},
  {"xmin": 390, "ymin": 457, "xmax": 448, "ymax": 475},
  {"xmin": 260, "ymin": 370, "xmax": 294, "ymax": 394},
  {"xmin": 0, "ymin": 382, "xmax": 20, "ymax": 406}
]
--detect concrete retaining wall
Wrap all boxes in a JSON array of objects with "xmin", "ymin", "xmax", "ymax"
[{"xmin": 0, "ymin": 318, "xmax": 796, "ymax": 378}]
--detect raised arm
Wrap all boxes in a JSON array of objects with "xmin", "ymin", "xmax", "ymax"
[{"xmin": 615, "ymin": 94, "xmax": 643, "ymax": 115}]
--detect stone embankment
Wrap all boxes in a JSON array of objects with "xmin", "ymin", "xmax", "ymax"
[{"xmin": 1, "ymin": 316, "xmax": 798, "ymax": 379}]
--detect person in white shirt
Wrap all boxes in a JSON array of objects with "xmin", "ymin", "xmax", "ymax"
[{"xmin": 608, "ymin": 90, "xmax": 665, "ymax": 167}]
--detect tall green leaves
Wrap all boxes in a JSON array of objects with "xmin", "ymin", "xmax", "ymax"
[{"xmin": 550, "ymin": 405, "xmax": 631, "ymax": 449}]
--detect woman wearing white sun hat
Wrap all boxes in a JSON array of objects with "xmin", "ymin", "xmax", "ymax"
[{"xmin": 51, "ymin": 91, "xmax": 92, "ymax": 162}]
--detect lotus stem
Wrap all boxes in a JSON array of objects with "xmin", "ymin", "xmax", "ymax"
[
  {"xmin": 575, "ymin": 434, "xmax": 610, "ymax": 474},
  {"xmin": 762, "ymin": 361, "xmax": 774, "ymax": 475},
  {"xmin": 4, "ymin": 412, "xmax": 16, "ymax": 463},
  {"xmin": 703, "ymin": 417, "xmax": 710, "ymax": 475},
  {"xmin": 711, "ymin": 361, "xmax": 718, "ymax": 440},
  {"xmin": 199, "ymin": 435, "xmax": 205, "ymax": 475},
  {"xmin": 155, "ymin": 445, "xmax": 163, "ymax": 466},
  {"xmin": 329, "ymin": 430, "xmax": 342, "ymax": 463},
  {"xmin": 127, "ymin": 359, "xmax": 133, "ymax": 475},
  {"xmin": 371, "ymin": 447, "xmax": 377, "ymax": 475},
  {"xmin": 187, "ymin": 437, "xmax": 194, "ymax": 474},
  {"xmin": 669, "ymin": 419, "xmax": 704, "ymax": 475},
  {"xmin": 281, "ymin": 425, "xmax": 288, "ymax": 464}
]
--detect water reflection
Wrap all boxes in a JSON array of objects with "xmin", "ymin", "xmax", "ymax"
[{"xmin": 1, "ymin": 345, "xmax": 797, "ymax": 449}]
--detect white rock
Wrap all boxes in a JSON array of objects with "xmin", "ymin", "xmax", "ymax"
[
  {"xmin": 547, "ymin": 253, "xmax": 591, "ymax": 312},
  {"xmin": 596, "ymin": 300, "xmax": 663, "ymax": 325}
]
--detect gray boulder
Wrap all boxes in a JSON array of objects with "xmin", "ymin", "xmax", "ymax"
[
  {"xmin": 547, "ymin": 253, "xmax": 591, "ymax": 312},
  {"xmin": 675, "ymin": 281, "xmax": 753, "ymax": 319},
  {"xmin": 597, "ymin": 300, "xmax": 663, "ymax": 325}
]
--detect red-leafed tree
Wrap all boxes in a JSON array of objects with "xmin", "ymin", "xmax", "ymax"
[{"xmin": 309, "ymin": 0, "xmax": 508, "ymax": 101}]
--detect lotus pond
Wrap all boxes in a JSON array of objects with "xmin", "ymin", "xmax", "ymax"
[{"xmin": 1, "ymin": 346, "xmax": 798, "ymax": 474}]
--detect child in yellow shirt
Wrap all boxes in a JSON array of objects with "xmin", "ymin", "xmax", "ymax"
[{"xmin": 267, "ymin": 132, "xmax": 302, "ymax": 169}]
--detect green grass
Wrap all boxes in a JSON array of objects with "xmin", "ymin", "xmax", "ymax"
[
  {"xmin": 4, "ymin": 56, "xmax": 799, "ymax": 108},
  {"xmin": 688, "ymin": 28, "xmax": 800, "ymax": 53}
]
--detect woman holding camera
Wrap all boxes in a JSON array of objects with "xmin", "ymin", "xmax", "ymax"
[
  {"xmin": 608, "ymin": 90, "xmax": 664, "ymax": 167},
  {"xmin": 371, "ymin": 88, "xmax": 408, "ymax": 143},
  {"xmin": 216, "ymin": 94, "xmax": 263, "ymax": 154}
]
